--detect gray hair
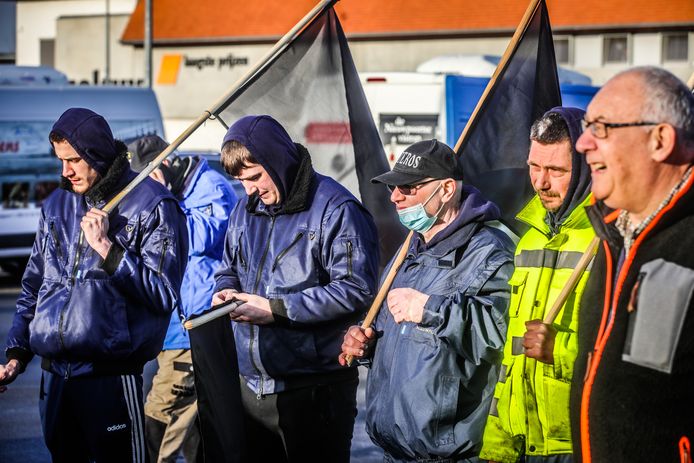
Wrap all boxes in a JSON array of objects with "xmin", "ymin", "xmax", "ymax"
[
  {"xmin": 618, "ymin": 66, "xmax": 694, "ymax": 150},
  {"xmin": 529, "ymin": 112, "xmax": 570, "ymax": 144}
]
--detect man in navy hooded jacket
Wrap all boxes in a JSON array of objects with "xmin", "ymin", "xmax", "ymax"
[
  {"xmin": 213, "ymin": 115, "xmax": 379, "ymax": 462},
  {"xmin": 0, "ymin": 108, "xmax": 188, "ymax": 462},
  {"xmin": 340, "ymin": 139, "xmax": 515, "ymax": 462}
]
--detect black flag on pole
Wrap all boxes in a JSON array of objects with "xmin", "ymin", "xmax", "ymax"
[
  {"xmin": 455, "ymin": 0, "xmax": 561, "ymax": 232},
  {"xmin": 213, "ymin": 7, "xmax": 405, "ymax": 263},
  {"xmin": 188, "ymin": 5, "xmax": 404, "ymax": 462}
]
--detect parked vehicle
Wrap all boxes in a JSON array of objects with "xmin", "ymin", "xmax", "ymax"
[
  {"xmin": 360, "ymin": 55, "xmax": 600, "ymax": 165},
  {"xmin": 0, "ymin": 66, "xmax": 165, "ymax": 277}
]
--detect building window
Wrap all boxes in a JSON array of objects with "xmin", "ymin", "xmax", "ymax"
[
  {"xmin": 663, "ymin": 33, "xmax": 688, "ymax": 62},
  {"xmin": 604, "ymin": 35, "xmax": 628, "ymax": 63},
  {"xmin": 554, "ymin": 37, "xmax": 571, "ymax": 64},
  {"xmin": 40, "ymin": 39, "xmax": 54, "ymax": 68}
]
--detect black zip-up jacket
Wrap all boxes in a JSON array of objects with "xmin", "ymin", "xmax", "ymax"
[{"xmin": 570, "ymin": 174, "xmax": 694, "ymax": 463}]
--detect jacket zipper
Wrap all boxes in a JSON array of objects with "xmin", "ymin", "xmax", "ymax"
[
  {"xmin": 50, "ymin": 222, "xmax": 63, "ymax": 260},
  {"xmin": 346, "ymin": 240, "xmax": 353, "ymax": 278},
  {"xmin": 238, "ymin": 238, "xmax": 247, "ymax": 271},
  {"xmin": 271, "ymin": 232, "xmax": 303, "ymax": 272},
  {"xmin": 157, "ymin": 238, "xmax": 170, "ymax": 274},
  {"xmin": 57, "ymin": 229, "xmax": 85, "ymax": 376},
  {"xmin": 250, "ymin": 216, "xmax": 276, "ymax": 399}
]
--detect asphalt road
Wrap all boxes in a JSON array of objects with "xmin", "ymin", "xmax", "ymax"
[{"xmin": 0, "ymin": 273, "xmax": 382, "ymax": 462}]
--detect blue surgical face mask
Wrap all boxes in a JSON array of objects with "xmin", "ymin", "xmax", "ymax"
[{"xmin": 397, "ymin": 182, "xmax": 444, "ymax": 233}]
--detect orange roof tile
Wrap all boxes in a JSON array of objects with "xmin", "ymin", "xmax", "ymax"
[{"xmin": 121, "ymin": 0, "xmax": 694, "ymax": 44}]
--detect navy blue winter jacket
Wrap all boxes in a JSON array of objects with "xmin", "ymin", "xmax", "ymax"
[
  {"xmin": 214, "ymin": 144, "xmax": 380, "ymax": 395},
  {"xmin": 365, "ymin": 186, "xmax": 514, "ymax": 461},
  {"xmin": 6, "ymin": 155, "xmax": 188, "ymax": 378}
]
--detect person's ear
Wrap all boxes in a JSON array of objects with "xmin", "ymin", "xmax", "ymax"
[
  {"xmin": 440, "ymin": 179, "xmax": 456, "ymax": 202},
  {"xmin": 649, "ymin": 123, "xmax": 677, "ymax": 163}
]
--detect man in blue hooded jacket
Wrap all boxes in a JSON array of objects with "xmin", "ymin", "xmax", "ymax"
[
  {"xmin": 128, "ymin": 135, "xmax": 237, "ymax": 463},
  {"xmin": 340, "ymin": 139, "xmax": 515, "ymax": 463},
  {"xmin": 212, "ymin": 114, "xmax": 379, "ymax": 462},
  {"xmin": 0, "ymin": 108, "xmax": 188, "ymax": 462}
]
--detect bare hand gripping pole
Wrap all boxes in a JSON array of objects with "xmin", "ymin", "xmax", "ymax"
[{"xmin": 345, "ymin": 231, "xmax": 414, "ymax": 366}]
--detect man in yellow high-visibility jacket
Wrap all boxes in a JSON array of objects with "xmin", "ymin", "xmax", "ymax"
[{"xmin": 481, "ymin": 107, "xmax": 595, "ymax": 463}]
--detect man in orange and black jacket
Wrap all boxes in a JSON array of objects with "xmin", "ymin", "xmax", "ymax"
[{"xmin": 570, "ymin": 66, "xmax": 694, "ymax": 463}]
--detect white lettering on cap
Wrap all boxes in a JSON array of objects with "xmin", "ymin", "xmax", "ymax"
[{"xmin": 396, "ymin": 151, "xmax": 421, "ymax": 168}]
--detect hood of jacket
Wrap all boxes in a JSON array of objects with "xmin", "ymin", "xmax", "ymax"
[
  {"xmin": 222, "ymin": 115, "xmax": 300, "ymax": 205},
  {"xmin": 422, "ymin": 185, "xmax": 501, "ymax": 253},
  {"xmin": 541, "ymin": 106, "xmax": 591, "ymax": 231},
  {"xmin": 51, "ymin": 108, "xmax": 120, "ymax": 177}
]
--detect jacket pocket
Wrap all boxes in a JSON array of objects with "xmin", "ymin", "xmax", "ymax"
[
  {"xmin": 434, "ymin": 375, "xmax": 459, "ymax": 446},
  {"xmin": 402, "ymin": 323, "xmax": 437, "ymax": 347},
  {"xmin": 622, "ymin": 258, "xmax": 694, "ymax": 373},
  {"xmin": 542, "ymin": 376, "xmax": 572, "ymax": 443},
  {"xmin": 237, "ymin": 236, "xmax": 247, "ymax": 271},
  {"xmin": 272, "ymin": 232, "xmax": 304, "ymax": 272},
  {"xmin": 507, "ymin": 270, "xmax": 529, "ymax": 317},
  {"xmin": 49, "ymin": 221, "xmax": 63, "ymax": 261},
  {"xmin": 495, "ymin": 360, "xmax": 521, "ymax": 436}
]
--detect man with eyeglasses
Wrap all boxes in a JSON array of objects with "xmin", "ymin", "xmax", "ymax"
[
  {"xmin": 480, "ymin": 107, "xmax": 594, "ymax": 463},
  {"xmin": 570, "ymin": 66, "xmax": 694, "ymax": 463},
  {"xmin": 339, "ymin": 139, "xmax": 515, "ymax": 462}
]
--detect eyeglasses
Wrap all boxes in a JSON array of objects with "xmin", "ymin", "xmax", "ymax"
[
  {"xmin": 581, "ymin": 118, "xmax": 660, "ymax": 139},
  {"xmin": 387, "ymin": 179, "xmax": 437, "ymax": 195}
]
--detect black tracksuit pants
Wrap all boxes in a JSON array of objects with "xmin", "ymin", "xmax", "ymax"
[{"xmin": 39, "ymin": 370, "xmax": 147, "ymax": 462}]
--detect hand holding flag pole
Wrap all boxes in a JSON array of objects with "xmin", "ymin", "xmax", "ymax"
[
  {"xmin": 344, "ymin": 230, "xmax": 413, "ymax": 366},
  {"xmin": 345, "ymin": 0, "xmax": 558, "ymax": 366}
]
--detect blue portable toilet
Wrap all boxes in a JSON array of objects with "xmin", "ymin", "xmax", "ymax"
[{"xmin": 443, "ymin": 75, "xmax": 599, "ymax": 147}]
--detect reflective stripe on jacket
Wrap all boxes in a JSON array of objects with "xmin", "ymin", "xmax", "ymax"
[{"xmin": 481, "ymin": 194, "xmax": 595, "ymax": 462}]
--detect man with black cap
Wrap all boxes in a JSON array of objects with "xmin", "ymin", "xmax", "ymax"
[
  {"xmin": 212, "ymin": 115, "xmax": 379, "ymax": 462},
  {"xmin": 340, "ymin": 138, "xmax": 515, "ymax": 463},
  {"xmin": 0, "ymin": 108, "xmax": 188, "ymax": 462},
  {"xmin": 128, "ymin": 135, "xmax": 237, "ymax": 463},
  {"xmin": 480, "ymin": 107, "xmax": 593, "ymax": 463}
]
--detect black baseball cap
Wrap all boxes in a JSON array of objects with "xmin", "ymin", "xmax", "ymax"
[{"xmin": 371, "ymin": 139, "xmax": 464, "ymax": 186}]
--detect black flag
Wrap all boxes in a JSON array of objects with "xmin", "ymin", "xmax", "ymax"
[
  {"xmin": 188, "ymin": 5, "xmax": 404, "ymax": 461},
  {"xmin": 214, "ymin": 7, "xmax": 405, "ymax": 263},
  {"xmin": 188, "ymin": 314, "xmax": 246, "ymax": 462},
  {"xmin": 456, "ymin": 0, "xmax": 561, "ymax": 232}
]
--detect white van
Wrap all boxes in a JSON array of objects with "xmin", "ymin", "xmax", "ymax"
[{"xmin": 0, "ymin": 66, "xmax": 165, "ymax": 276}]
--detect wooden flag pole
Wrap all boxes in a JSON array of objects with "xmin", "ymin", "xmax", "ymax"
[
  {"xmin": 542, "ymin": 236, "xmax": 600, "ymax": 324},
  {"xmin": 345, "ymin": 230, "xmax": 413, "ymax": 366},
  {"xmin": 453, "ymin": 0, "xmax": 542, "ymax": 153},
  {"xmin": 103, "ymin": 0, "xmax": 337, "ymax": 213}
]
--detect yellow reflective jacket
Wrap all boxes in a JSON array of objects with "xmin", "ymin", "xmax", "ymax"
[{"xmin": 480, "ymin": 194, "xmax": 595, "ymax": 462}]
